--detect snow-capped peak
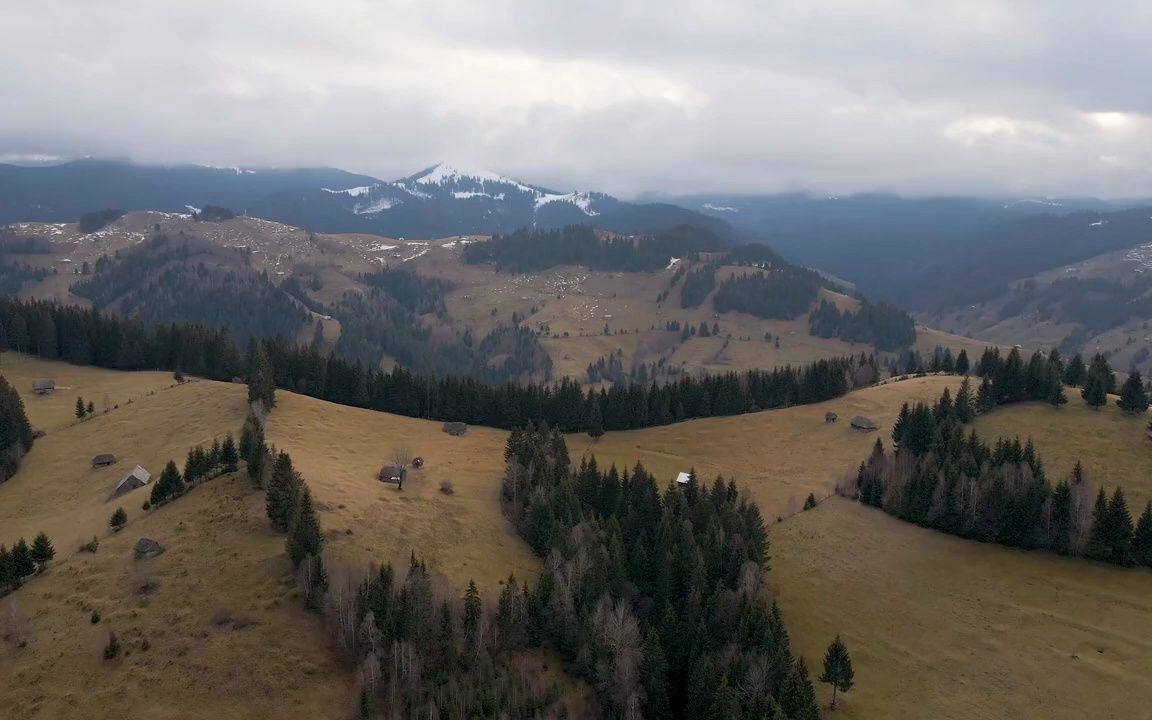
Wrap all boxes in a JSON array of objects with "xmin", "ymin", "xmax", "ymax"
[{"xmin": 407, "ymin": 162, "xmax": 526, "ymax": 189}]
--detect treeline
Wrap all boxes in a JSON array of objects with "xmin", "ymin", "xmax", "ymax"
[
  {"xmin": 0, "ymin": 374, "xmax": 34, "ymax": 485},
  {"xmin": 712, "ymin": 270, "xmax": 821, "ymax": 320},
  {"xmin": 0, "ymin": 296, "xmax": 876, "ymax": 433},
  {"xmin": 461, "ymin": 224, "xmax": 727, "ymax": 273},
  {"xmin": 849, "ymin": 384, "xmax": 1152, "ymax": 567},
  {"xmin": 809, "ymin": 299, "xmax": 915, "ymax": 351},
  {"xmin": 148, "ymin": 434, "xmax": 239, "ymax": 507},
  {"xmin": 500, "ymin": 425, "xmax": 830, "ymax": 718},
  {"xmin": 972, "ymin": 347, "xmax": 1148, "ymax": 412},
  {"xmin": 78, "ymin": 208, "xmax": 125, "ymax": 233},
  {"xmin": 678, "ymin": 264, "xmax": 716, "ymax": 308}
]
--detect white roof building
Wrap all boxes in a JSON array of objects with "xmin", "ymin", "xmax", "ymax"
[{"xmin": 675, "ymin": 471, "xmax": 692, "ymax": 485}]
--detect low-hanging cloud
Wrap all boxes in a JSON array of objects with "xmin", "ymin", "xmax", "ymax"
[{"xmin": 2, "ymin": 0, "xmax": 1149, "ymax": 198}]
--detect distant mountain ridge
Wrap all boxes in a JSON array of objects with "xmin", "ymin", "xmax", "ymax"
[{"xmin": 0, "ymin": 159, "xmax": 730, "ymax": 240}]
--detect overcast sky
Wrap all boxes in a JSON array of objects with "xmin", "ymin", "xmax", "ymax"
[{"xmin": 2, "ymin": 1, "xmax": 1150, "ymax": 198}]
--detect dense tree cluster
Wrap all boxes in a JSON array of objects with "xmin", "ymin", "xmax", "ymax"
[
  {"xmin": 678, "ymin": 265, "xmax": 716, "ymax": 308},
  {"xmin": 808, "ymin": 299, "xmax": 915, "ymax": 351},
  {"xmin": 972, "ymin": 347, "xmax": 1131, "ymax": 412},
  {"xmin": 148, "ymin": 434, "xmax": 238, "ymax": 507},
  {"xmin": 192, "ymin": 205, "xmax": 237, "ymax": 221},
  {"xmin": 0, "ymin": 296, "xmax": 875, "ymax": 435},
  {"xmin": 0, "ymin": 374, "xmax": 34, "ymax": 485},
  {"xmin": 0, "ymin": 531, "xmax": 53, "ymax": 595},
  {"xmin": 77, "ymin": 208, "xmax": 126, "ymax": 233},
  {"xmin": 851, "ymin": 385, "xmax": 1152, "ymax": 567},
  {"xmin": 0, "ymin": 260, "xmax": 49, "ymax": 296},
  {"xmin": 499, "ymin": 425, "xmax": 828, "ymax": 718},
  {"xmin": 712, "ymin": 270, "xmax": 821, "ymax": 320},
  {"xmin": 462, "ymin": 224, "xmax": 727, "ymax": 273}
]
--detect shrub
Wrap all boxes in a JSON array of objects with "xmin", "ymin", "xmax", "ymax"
[
  {"xmin": 141, "ymin": 501, "xmax": 151, "ymax": 511},
  {"xmin": 79, "ymin": 537, "xmax": 99, "ymax": 553},
  {"xmin": 109, "ymin": 507, "xmax": 127, "ymax": 531},
  {"xmin": 209, "ymin": 608, "xmax": 233, "ymax": 626},
  {"xmin": 439, "ymin": 480, "xmax": 455, "ymax": 495},
  {"xmin": 90, "ymin": 610, "xmax": 101, "ymax": 624},
  {"xmin": 134, "ymin": 574, "xmax": 160, "ymax": 595}
]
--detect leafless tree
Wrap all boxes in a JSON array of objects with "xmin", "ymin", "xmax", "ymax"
[
  {"xmin": 391, "ymin": 445, "xmax": 412, "ymax": 473},
  {"xmin": 3, "ymin": 598, "xmax": 31, "ymax": 648}
]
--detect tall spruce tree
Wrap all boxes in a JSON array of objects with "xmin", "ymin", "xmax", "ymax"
[
  {"xmin": 955, "ymin": 349, "xmax": 970, "ymax": 375},
  {"xmin": 819, "ymin": 635, "xmax": 856, "ymax": 710},
  {"xmin": 1086, "ymin": 488, "xmax": 1110, "ymax": 560},
  {"xmin": 265, "ymin": 452, "xmax": 300, "ymax": 532},
  {"xmin": 1049, "ymin": 481, "xmax": 1075, "ymax": 555},
  {"xmin": 1133, "ymin": 502, "xmax": 1152, "ymax": 568},
  {"xmin": 1062, "ymin": 353, "xmax": 1087, "ymax": 386},
  {"xmin": 1116, "ymin": 371, "xmax": 1149, "ymax": 414},
  {"xmin": 11, "ymin": 538, "xmax": 34, "ymax": 578},
  {"xmin": 286, "ymin": 484, "xmax": 323, "ymax": 568},
  {"xmin": 75, "ymin": 396, "xmax": 86, "ymax": 419},
  {"xmin": 30, "ymin": 532, "xmax": 54, "ymax": 563},
  {"xmin": 246, "ymin": 339, "xmax": 276, "ymax": 409},
  {"xmin": 1106, "ymin": 487, "xmax": 1135, "ymax": 566},
  {"xmin": 1081, "ymin": 372, "xmax": 1108, "ymax": 409}
]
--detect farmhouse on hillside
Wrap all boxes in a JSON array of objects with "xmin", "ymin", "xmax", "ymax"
[
  {"xmin": 133, "ymin": 537, "xmax": 164, "ymax": 560},
  {"xmin": 850, "ymin": 416, "xmax": 879, "ymax": 432},
  {"xmin": 31, "ymin": 379, "xmax": 55, "ymax": 395},
  {"xmin": 675, "ymin": 471, "xmax": 692, "ymax": 485},
  {"xmin": 91, "ymin": 453, "xmax": 117, "ymax": 468},
  {"xmin": 825, "ymin": 411, "xmax": 838, "ymax": 424},
  {"xmin": 114, "ymin": 465, "xmax": 151, "ymax": 496},
  {"xmin": 442, "ymin": 421, "xmax": 467, "ymax": 436}
]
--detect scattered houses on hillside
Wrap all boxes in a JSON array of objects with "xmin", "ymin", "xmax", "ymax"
[
  {"xmin": 850, "ymin": 416, "xmax": 878, "ymax": 432},
  {"xmin": 114, "ymin": 465, "xmax": 151, "ymax": 496},
  {"xmin": 31, "ymin": 379, "xmax": 55, "ymax": 395},
  {"xmin": 91, "ymin": 453, "xmax": 117, "ymax": 468}
]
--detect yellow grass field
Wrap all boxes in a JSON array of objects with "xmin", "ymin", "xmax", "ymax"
[
  {"xmin": 973, "ymin": 397, "xmax": 1152, "ymax": 509},
  {"xmin": 2, "ymin": 353, "xmax": 178, "ymax": 432},
  {"xmin": 773, "ymin": 498, "xmax": 1152, "ymax": 720},
  {"xmin": 264, "ymin": 391, "xmax": 536, "ymax": 591},
  {"xmin": 567, "ymin": 375, "xmax": 959, "ymax": 518}
]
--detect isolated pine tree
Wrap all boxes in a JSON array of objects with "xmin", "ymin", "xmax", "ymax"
[
  {"xmin": 1048, "ymin": 379, "xmax": 1068, "ymax": 407},
  {"xmin": 86, "ymin": 400, "xmax": 94, "ymax": 415},
  {"xmin": 1116, "ymin": 371, "xmax": 1149, "ymax": 414},
  {"xmin": 820, "ymin": 634, "xmax": 856, "ymax": 710},
  {"xmin": 1133, "ymin": 502, "xmax": 1152, "ymax": 568},
  {"xmin": 30, "ymin": 532, "xmax": 54, "ymax": 563},
  {"xmin": 109, "ymin": 507, "xmax": 127, "ymax": 530},
  {"xmin": 220, "ymin": 433, "xmax": 239, "ymax": 471},
  {"xmin": 1081, "ymin": 373, "xmax": 1108, "ymax": 409},
  {"xmin": 75, "ymin": 396, "xmax": 86, "ymax": 419},
  {"xmin": 286, "ymin": 484, "xmax": 323, "ymax": 567},
  {"xmin": 803, "ymin": 493, "xmax": 818, "ymax": 510}
]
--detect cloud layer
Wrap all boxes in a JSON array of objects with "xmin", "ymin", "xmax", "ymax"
[{"xmin": 2, "ymin": 1, "xmax": 1150, "ymax": 197}]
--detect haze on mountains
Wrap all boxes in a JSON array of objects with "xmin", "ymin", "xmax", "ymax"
[{"xmin": 2, "ymin": 1, "xmax": 1151, "ymax": 200}]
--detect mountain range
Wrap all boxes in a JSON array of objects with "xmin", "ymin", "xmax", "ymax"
[{"xmin": 0, "ymin": 159, "xmax": 730, "ymax": 240}]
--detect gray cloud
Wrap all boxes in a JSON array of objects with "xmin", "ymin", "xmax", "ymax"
[{"xmin": 2, "ymin": 0, "xmax": 1150, "ymax": 197}]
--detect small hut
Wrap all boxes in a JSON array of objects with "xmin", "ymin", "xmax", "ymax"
[
  {"xmin": 850, "ymin": 416, "xmax": 879, "ymax": 432},
  {"xmin": 825, "ymin": 411, "xmax": 838, "ymax": 424},
  {"xmin": 675, "ymin": 471, "xmax": 692, "ymax": 485},
  {"xmin": 114, "ymin": 465, "xmax": 151, "ymax": 496},
  {"xmin": 133, "ymin": 538, "xmax": 164, "ymax": 560},
  {"xmin": 411, "ymin": 456, "xmax": 425, "ymax": 469},
  {"xmin": 32, "ymin": 379, "xmax": 55, "ymax": 395},
  {"xmin": 442, "ymin": 422, "xmax": 468, "ymax": 436},
  {"xmin": 91, "ymin": 453, "xmax": 117, "ymax": 468},
  {"xmin": 378, "ymin": 465, "xmax": 405, "ymax": 488}
]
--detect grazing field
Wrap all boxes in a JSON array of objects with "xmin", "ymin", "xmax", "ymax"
[
  {"xmin": 2, "ymin": 353, "xmax": 177, "ymax": 432},
  {"xmin": 264, "ymin": 391, "xmax": 537, "ymax": 591},
  {"xmin": 773, "ymin": 498, "xmax": 1152, "ymax": 720},
  {"xmin": 567, "ymin": 375, "xmax": 959, "ymax": 519},
  {"xmin": 973, "ymin": 397, "xmax": 1152, "ymax": 508}
]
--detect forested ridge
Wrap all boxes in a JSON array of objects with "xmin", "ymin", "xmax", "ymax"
[{"xmin": 0, "ymin": 296, "xmax": 874, "ymax": 432}]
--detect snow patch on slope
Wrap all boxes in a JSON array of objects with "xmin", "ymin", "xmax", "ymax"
[
  {"xmin": 535, "ymin": 191, "xmax": 598, "ymax": 216},
  {"xmin": 323, "ymin": 185, "xmax": 373, "ymax": 197},
  {"xmin": 354, "ymin": 197, "xmax": 401, "ymax": 215},
  {"xmin": 703, "ymin": 203, "xmax": 738, "ymax": 213}
]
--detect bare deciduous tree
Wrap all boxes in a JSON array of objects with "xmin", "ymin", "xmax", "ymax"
[
  {"xmin": 3, "ymin": 599, "xmax": 31, "ymax": 648},
  {"xmin": 391, "ymin": 445, "xmax": 412, "ymax": 473}
]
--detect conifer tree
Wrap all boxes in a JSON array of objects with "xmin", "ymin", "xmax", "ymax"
[
  {"xmin": 1048, "ymin": 379, "xmax": 1068, "ymax": 407},
  {"xmin": 286, "ymin": 484, "xmax": 323, "ymax": 568},
  {"xmin": 30, "ymin": 532, "xmax": 54, "ymax": 564},
  {"xmin": 639, "ymin": 629, "xmax": 672, "ymax": 720},
  {"xmin": 220, "ymin": 432, "xmax": 239, "ymax": 471},
  {"xmin": 1133, "ymin": 502, "xmax": 1152, "ymax": 568},
  {"xmin": 780, "ymin": 658, "xmax": 820, "ymax": 720},
  {"xmin": 954, "ymin": 377, "xmax": 974, "ymax": 423},
  {"xmin": 1116, "ymin": 370, "xmax": 1149, "ymax": 414},
  {"xmin": 246, "ymin": 339, "xmax": 276, "ymax": 409},
  {"xmin": 86, "ymin": 400, "xmax": 94, "ymax": 415},
  {"xmin": 11, "ymin": 538, "xmax": 34, "ymax": 578},
  {"xmin": 803, "ymin": 493, "xmax": 818, "ymax": 510},
  {"xmin": 1086, "ymin": 488, "xmax": 1110, "ymax": 560},
  {"xmin": 1049, "ymin": 481, "xmax": 1074, "ymax": 555},
  {"xmin": 976, "ymin": 377, "xmax": 995, "ymax": 413},
  {"xmin": 0, "ymin": 545, "xmax": 12, "ymax": 588},
  {"xmin": 891, "ymin": 403, "xmax": 909, "ymax": 447},
  {"xmin": 1081, "ymin": 372, "xmax": 1108, "ymax": 409},
  {"xmin": 75, "ymin": 396, "xmax": 86, "ymax": 419},
  {"xmin": 266, "ymin": 452, "xmax": 300, "ymax": 532},
  {"xmin": 463, "ymin": 579, "xmax": 482, "ymax": 656},
  {"xmin": 820, "ymin": 634, "xmax": 855, "ymax": 710},
  {"xmin": 109, "ymin": 507, "xmax": 127, "ymax": 531},
  {"xmin": 150, "ymin": 460, "xmax": 184, "ymax": 505},
  {"xmin": 1106, "ymin": 487, "xmax": 1135, "ymax": 566},
  {"xmin": 1062, "ymin": 353, "xmax": 1087, "ymax": 386},
  {"xmin": 955, "ymin": 349, "xmax": 970, "ymax": 375}
]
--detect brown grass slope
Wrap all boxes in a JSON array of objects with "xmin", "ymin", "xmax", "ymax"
[{"xmin": 774, "ymin": 498, "xmax": 1152, "ymax": 720}]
